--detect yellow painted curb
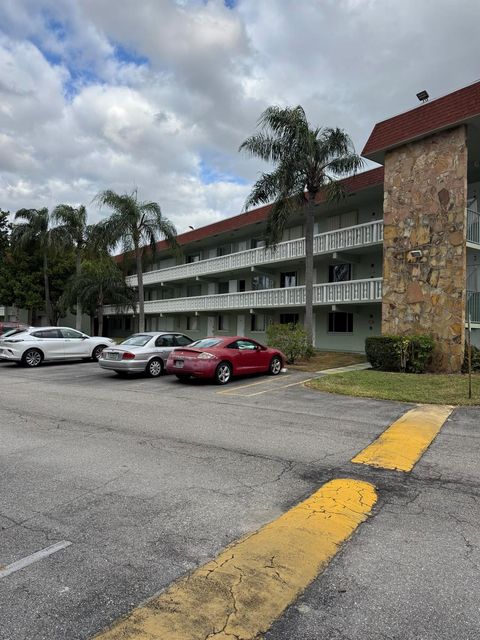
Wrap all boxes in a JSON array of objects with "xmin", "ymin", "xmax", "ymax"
[
  {"xmin": 352, "ymin": 404, "xmax": 453, "ymax": 472},
  {"xmin": 93, "ymin": 479, "xmax": 377, "ymax": 640}
]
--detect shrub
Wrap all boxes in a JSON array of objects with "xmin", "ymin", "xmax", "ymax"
[
  {"xmin": 462, "ymin": 342, "xmax": 480, "ymax": 373},
  {"xmin": 365, "ymin": 334, "xmax": 435, "ymax": 373},
  {"xmin": 266, "ymin": 323, "xmax": 314, "ymax": 364}
]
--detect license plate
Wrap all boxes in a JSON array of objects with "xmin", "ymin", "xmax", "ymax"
[
  {"xmin": 107, "ymin": 352, "xmax": 120, "ymax": 360},
  {"xmin": 174, "ymin": 360, "xmax": 184, "ymax": 368}
]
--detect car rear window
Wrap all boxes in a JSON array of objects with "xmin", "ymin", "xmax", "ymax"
[
  {"xmin": 1, "ymin": 329, "xmax": 25, "ymax": 338},
  {"xmin": 190, "ymin": 338, "xmax": 222, "ymax": 348},
  {"xmin": 121, "ymin": 334, "xmax": 152, "ymax": 347}
]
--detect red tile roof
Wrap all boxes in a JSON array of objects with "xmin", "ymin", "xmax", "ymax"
[
  {"xmin": 116, "ymin": 166, "xmax": 384, "ymax": 261},
  {"xmin": 362, "ymin": 80, "xmax": 480, "ymax": 161}
]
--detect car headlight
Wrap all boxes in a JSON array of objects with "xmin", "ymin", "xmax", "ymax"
[{"xmin": 197, "ymin": 352, "xmax": 217, "ymax": 360}]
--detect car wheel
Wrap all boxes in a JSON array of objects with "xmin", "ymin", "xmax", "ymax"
[
  {"xmin": 22, "ymin": 348, "xmax": 43, "ymax": 368},
  {"xmin": 176, "ymin": 374, "xmax": 190, "ymax": 382},
  {"xmin": 146, "ymin": 357, "xmax": 164, "ymax": 378},
  {"xmin": 215, "ymin": 361, "xmax": 232, "ymax": 385},
  {"xmin": 269, "ymin": 355, "xmax": 282, "ymax": 376},
  {"xmin": 91, "ymin": 345, "xmax": 107, "ymax": 361}
]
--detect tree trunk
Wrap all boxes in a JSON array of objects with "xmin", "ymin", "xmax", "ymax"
[
  {"xmin": 98, "ymin": 287, "xmax": 104, "ymax": 336},
  {"xmin": 43, "ymin": 252, "xmax": 54, "ymax": 325},
  {"xmin": 304, "ymin": 195, "xmax": 316, "ymax": 347},
  {"xmin": 75, "ymin": 250, "xmax": 82, "ymax": 330},
  {"xmin": 135, "ymin": 246, "xmax": 145, "ymax": 332}
]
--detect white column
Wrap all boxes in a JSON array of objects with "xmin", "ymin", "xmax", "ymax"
[
  {"xmin": 207, "ymin": 316, "xmax": 215, "ymax": 336},
  {"xmin": 237, "ymin": 314, "xmax": 246, "ymax": 336}
]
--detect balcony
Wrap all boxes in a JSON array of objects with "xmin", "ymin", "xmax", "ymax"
[
  {"xmin": 467, "ymin": 291, "xmax": 480, "ymax": 325},
  {"xmin": 467, "ymin": 209, "xmax": 480, "ymax": 246},
  {"xmin": 125, "ymin": 220, "xmax": 384, "ymax": 287},
  {"xmin": 105, "ymin": 278, "xmax": 383, "ymax": 315}
]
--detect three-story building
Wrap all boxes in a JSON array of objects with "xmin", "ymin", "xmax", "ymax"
[{"xmin": 104, "ymin": 80, "xmax": 480, "ymax": 371}]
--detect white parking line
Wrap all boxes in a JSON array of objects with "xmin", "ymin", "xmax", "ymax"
[{"xmin": 0, "ymin": 541, "xmax": 72, "ymax": 579}]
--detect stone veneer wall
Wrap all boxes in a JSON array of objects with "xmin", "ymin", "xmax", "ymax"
[{"xmin": 382, "ymin": 125, "xmax": 467, "ymax": 372}]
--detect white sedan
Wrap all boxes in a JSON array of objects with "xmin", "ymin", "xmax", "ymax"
[{"xmin": 0, "ymin": 326, "xmax": 115, "ymax": 367}]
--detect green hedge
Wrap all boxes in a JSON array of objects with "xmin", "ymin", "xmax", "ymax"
[
  {"xmin": 365, "ymin": 335, "xmax": 435, "ymax": 373},
  {"xmin": 266, "ymin": 323, "xmax": 314, "ymax": 364}
]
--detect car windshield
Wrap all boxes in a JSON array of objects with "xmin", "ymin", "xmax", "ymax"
[
  {"xmin": 120, "ymin": 334, "xmax": 152, "ymax": 347},
  {"xmin": 190, "ymin": 338, "xmax": 222, "ymax": 349}
]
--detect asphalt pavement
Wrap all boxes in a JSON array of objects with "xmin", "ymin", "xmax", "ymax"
[{"xmin": 0, "ymin": 360, "xmax": 479, "ymax": 639}]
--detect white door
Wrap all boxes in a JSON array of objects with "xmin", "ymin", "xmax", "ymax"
[{"xmin": 60, "ymin": 328, "xmax": 90, "ymax": 357}]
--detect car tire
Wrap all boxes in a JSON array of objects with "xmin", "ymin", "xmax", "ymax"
[
  {"xmin": 215, "ymin": 361, "xmax": 232, "ymax": 385},
  {"xmin": 176, "ymin": 374, "xmax": 190, "ymax": 382},
  {"xmin": 91, "ymin": 345, "xmax": 107, "ymax": 361},
  {"xmin": 22, "ymin": 348, "xmax": 43, "ymax": 368},
  {"xmin": 146, "ymin": 357, "xmax": 164, "ymax": 378},
  {"xmin": 269, "ymin": 355, "xmax": 282, "ymax": 376}
]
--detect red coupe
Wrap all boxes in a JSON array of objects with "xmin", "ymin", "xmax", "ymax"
[{"xmin": 165, "ymin": 336, "xmax": 285, "ymax": 384}]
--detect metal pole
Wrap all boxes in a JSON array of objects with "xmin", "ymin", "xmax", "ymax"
[{"xmin": 468, "ymin": 313, "xmax": 472, "ymax": 400}]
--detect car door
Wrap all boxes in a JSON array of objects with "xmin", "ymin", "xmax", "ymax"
[
  {"xmin": 154, "ymin": 334, "xmax": 176, "ymax": 361},
  {"xmin": 30, "ymin": 329, "xmax": 65, "ymax": 360},
  {"xmin": 236, "ymin": 339, "xmax": 263, "ymax": 372},
  {"xmin": 60, "ymin": 328, "xmax": 90, "ymax": 358}
]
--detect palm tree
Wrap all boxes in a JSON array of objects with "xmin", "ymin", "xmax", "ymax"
[
  {"xmin": 51, "ymin": 204, "xmax": 91, "ymax": 330},
  {"xmin": 12, "ymin": 208, "xmax": 55, "ymax": 324},
  {"xmin": 240, "ymin": 106, "xmax": 364, "ymax": 346},
  {"xmin": 69, "ymin": 258, "xmax": 135, "ymax": 336},
  {"xmin": 95, "ymin": 190, "xmax": 178, "ymax": 332}
]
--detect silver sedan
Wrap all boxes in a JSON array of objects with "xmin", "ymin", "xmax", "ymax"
[{"xmin": 98, "ymin": 332, "xmax": 194, "ymax": 377}]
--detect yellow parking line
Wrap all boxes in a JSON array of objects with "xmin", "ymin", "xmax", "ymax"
[
  {"xmin": 92, "ymin": 479, "xmax": 377, "ymax": 640},
  {"xmin": 217, "ymin": 377, "xmax": 284, "ymax": 395},
  {"xmin": 244, "ymin": 378, "xmax": 313, "ymax": 397},
  {"xmin": 352, "ymin": 404, "xmax": 453, "ymax": 472}
]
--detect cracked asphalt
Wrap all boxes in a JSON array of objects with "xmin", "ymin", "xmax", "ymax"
[{"xmin": 0, "ymin": 360, "xmax": 479, "ymax": 639}]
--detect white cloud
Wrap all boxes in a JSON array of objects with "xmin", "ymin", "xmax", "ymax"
[{"xmin": 0, "ymin": 0, "xmax": 479, "ymax": 232}]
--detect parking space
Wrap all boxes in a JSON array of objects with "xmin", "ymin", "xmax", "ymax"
[{"xmin": 1, "ymin": 359, "xmax": 480, "ymax": 639}]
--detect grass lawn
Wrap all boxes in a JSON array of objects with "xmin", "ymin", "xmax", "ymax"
[
  {"xmin": 308, "ymin": 369, "xmax": 480, "ymax": 406},
  {"xmin": 288, "ymin": 351, "xmax": 367, "ymax": 373}
]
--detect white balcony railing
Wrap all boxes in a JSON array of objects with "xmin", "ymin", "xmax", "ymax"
[
  {"xmin": 467, "ymin": 291, "xmax": 480, "ymax": 324},
  {"xmin": 126, "ymin": 220, "xmax": 384, "ymax": 287},
  {"xmin": 467, "ymin": 209, "xmax": 480, "ymax": 246},
  {"xmin": 104, "ymin": 278, "xmax": 383, "ymax": 316}
]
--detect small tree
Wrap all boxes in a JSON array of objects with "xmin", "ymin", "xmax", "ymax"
[{"xmin": 266, "ymin": 323, "xmax": 314, "ymax": 364}]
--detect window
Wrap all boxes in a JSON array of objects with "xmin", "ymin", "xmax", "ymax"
[
  {"xmin": 329, "ymin": 263, "xmax": 352, "ymax": 283},
  {"xmin": 238, "ymin": 279, "xmax": 246, "ymax": 292},
  {"xmin": 31, "ymin": 329, "xmax": 62, "ymax": 339},
  {"xmin": 61, "ymin": 328, "xmax": 84, "ymax": 339},
  {"xmin": 174, "ymin": 334, "xmax": 193, "ymax": 346},
  {"xmin": 252, "ymin": 275, "xmax": 274, "ymax": 290},
  {"xmin": 186, "ymin": 316, "xmax": 199, "ymax": 331},
  {"xmin": 121, "ymin": 334, "xmax": 152, "ymax": 347},
  {"xmin": 250, "ymin": 314, "xmax": 266, "ymax": 332},
  {"xmin": 328, "ymin": 312, "xmax": 353, "ymax": 333},
  {"xmin": 228, "ymin": 339, "xmax": 258, "ymax": 350},
  {"xmin": 187, "ymin": 254, "xmax": 201, "ymax": 263},
  {"xmin": 218, "ymin": 281, "xmax": 229, "ymax": 294},
  {"xmin": 187, "ymin": 284, "xmax": 202, "ymax": 297},
  {"xmin": 125, "ymin": 317, "xmax": 131, "ymax": 332},
  {"xmin": 280, "ymin": 313, "xmax": 299, "ymax": 325},
  {"xmin": 327, "ymin": 211, "xmax": 358, "ymax": 231},
  {"xmin": 280, "ymin": 272, "xmax": 297, "ymax": 288},
  {"xmin": 155, "ymin": 334, "xmax": 175, "ymax": 347},
  {"xmin": 217, "ymin": 315, "xmax": 228, "ymax": 331},
  {"xmin": 191, "ymin": 338, "xmax": 222, "ymax": 348},
  {"xmin": 251, "ymin": 238, "xmax": 266, "ymax": 249},
  {"xmin": 217, "ymin": 244, "xmax": 231, "ymax": 256}
]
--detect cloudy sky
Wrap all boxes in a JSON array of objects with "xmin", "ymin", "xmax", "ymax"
[{"xmin": 1, "ymin": 0, "xmax": 479, "ymax": 232}]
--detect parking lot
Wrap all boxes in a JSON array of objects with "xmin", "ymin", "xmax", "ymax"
[{"xmin": 1, "ymin": 360, "xmax": 480, "ymax": 639}]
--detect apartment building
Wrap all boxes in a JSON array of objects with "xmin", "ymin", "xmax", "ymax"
[{"xmin": 102, "ymin": 80, "xmax": 480, "ymax": 371}]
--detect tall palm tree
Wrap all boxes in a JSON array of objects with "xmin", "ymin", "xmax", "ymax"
[
  {"xmin": 69, "ymin": 258, "xmax": 135, "ymax": 336},
  {"xmin": 51, "ymin": 204, "xmax": 91, "ymax": 330},
  {"xmin": 95, "ymin": 190, "xmax": 178, "ymax": 332},
  {"xmin": 12, "ymin": 208, "xmax": 55, "ymax": 324},
  {"xmin": 240, "ymin": 106, "xmax": 364, "ymax": 345}
]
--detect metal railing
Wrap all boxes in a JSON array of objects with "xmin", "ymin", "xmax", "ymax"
[
  {"xmin": 104, "ymin": 278, "xmax": 383, "ymax": 315},
  {"xmin": 467, "ymin": 209, "xmax": 480, "ymax": 246},
  {"xmin": 125, "ymin": 220, "xmax": 384, "ymax": 287},
  {"xmin": 467, "ymin": 291, "xmax": 480, "ymax": 324}
]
